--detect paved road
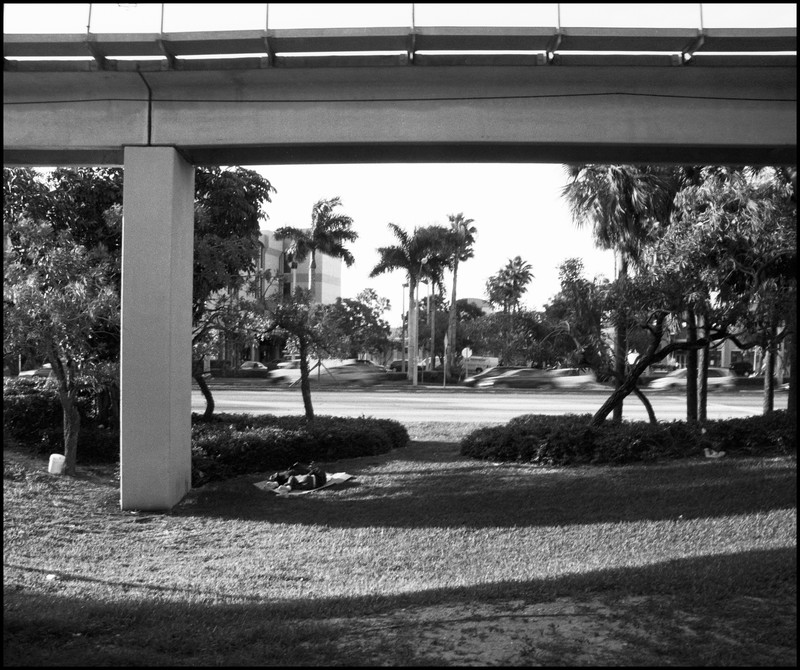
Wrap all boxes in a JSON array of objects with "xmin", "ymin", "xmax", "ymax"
[{"xmin": 191, "ymin": 385, "xmax": 779, "ymax": 424}]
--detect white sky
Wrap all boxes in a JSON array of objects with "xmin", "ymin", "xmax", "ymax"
[
  {"xmin": 257, "ymin": 162, "xmax": 616, "ymax": 324},
  {"xmin": 4, "ymin": 3, "xmax": 795, "ymax": 325}
]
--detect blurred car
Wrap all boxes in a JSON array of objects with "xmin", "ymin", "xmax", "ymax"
[
  {"xmin": 314, "ymin": 360, "xmax": 386, "ymax": 386},
  {"xmin": 648, "ymin": 367, "xmax": 735, "ymax": 391},
  {"xmin": 463, "ymin": 365, "xmax": 525, "ymax": 387},
  {"xmin": 269, "ymin": 359, "xmax": 303, "ymax": 383},
  {"xmin": 475, "ymin": 368, "xmax": 553, "ymax": 389},
  {"xmin": 18, "ymin": 363, "xmax": 53, "ymax": 378},
  {"xmin": 238, "ymin": 361, "xmax": 272, "ymax": 377},
  {"xmin": 544, "ymin": 368, "xmax": 599, "ymax": 389}
]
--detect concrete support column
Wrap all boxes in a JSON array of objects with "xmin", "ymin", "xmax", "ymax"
[{"xmin": 120, "ymin": 147, "xmax": 194, "ymax": 511}]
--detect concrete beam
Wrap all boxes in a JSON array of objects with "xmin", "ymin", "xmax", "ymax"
[
  {"xmin": 120, "ymin": 147, "xmax": 194, "ymax": 511},
  {"xmin": 4, "ymin": 64, "xmax": 795, "ymax": 167}
]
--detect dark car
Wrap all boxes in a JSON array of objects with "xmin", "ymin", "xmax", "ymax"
[
  {"xmin": 463, "ymin": 365, "xmax": 525, "ymax": 387},
  {"xmin": 388, "ymin": 359, "xmax": 424, "ymax": 372},
  {"xmin": 313, "ymin": 361, "xmax": 385, "ymax": 386}
]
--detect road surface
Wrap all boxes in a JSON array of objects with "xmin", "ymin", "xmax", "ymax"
[{"xmin": 191, "ymin": 386, "xmax": 778, "ymax": 424}]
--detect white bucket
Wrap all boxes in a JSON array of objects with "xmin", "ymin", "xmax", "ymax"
[{"xmin": 48, "ymin": 454, "xmax": 66, "ymax": 475}]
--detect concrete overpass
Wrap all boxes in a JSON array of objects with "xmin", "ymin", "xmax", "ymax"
[{"xmin": 3, "ymin": 26, "xmax": 796, "ymax": 510}]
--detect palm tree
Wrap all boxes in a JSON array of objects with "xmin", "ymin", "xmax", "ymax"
[
  {"xmin": 486, "ymin": 256, "xmax": 533, "ymax": 314},
  {"xmin": 370, "ymin": 224, "xmax": 440, "ymax": 386},
  {"xmin": 274, "ymin": 196, "xmax": 357, "ymax": 301},
  {"xmin": 445, "ymin": 213, "xmax": 477, "ymax": 376},
  {"xmin": 273, "ymin": 196, "xmax": 357, "ymax": 415},
  {"xmin": 562, "ymin": 164, "xmax": 675, "ymax": 421}
]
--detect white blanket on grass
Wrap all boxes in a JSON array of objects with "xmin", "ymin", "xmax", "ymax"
[{"xmin": 254, "ymin": 472, "xmax": 354, "ymax": 496}]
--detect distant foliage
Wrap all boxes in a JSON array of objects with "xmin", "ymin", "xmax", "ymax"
[{"xmin": 460, "ymin": 411, "xmax": 795, "ymax": 466}]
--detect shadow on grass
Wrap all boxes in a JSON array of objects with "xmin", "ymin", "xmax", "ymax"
[
  {"xmin": 4, "ymin": 547, "xmax": 796, "ymax": 666},
  {"xmin": 175, "ymin": 442, "xmax": 797, "ymax": 530}
]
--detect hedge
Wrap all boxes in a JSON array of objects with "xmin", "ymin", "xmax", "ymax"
[
  {"xmin": 460, "ymin": 411, "xmax": 796, "ymax": 466},
  {"xmin": 189, "ymin": 413, "xmax": 409, "ymax": 485},
  {"xmin": 3, "ymin": 380, "xmax": 410, "ymax": 486}
]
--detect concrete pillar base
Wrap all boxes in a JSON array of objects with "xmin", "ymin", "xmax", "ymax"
[{"xmin": 120, "ymin": 147, "xmax": 194, "ymax": 511}]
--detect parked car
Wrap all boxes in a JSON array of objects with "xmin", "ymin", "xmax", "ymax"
[
  {"xmin": 18, "ymin": 363, "xmax": 53, "ymax": 378},
  {"xmin": 463, "ymin": 365, "xmax": 525, "ymax": 387},
  {"xmin": 648, "ymin": 367, "xmax": 735, "ymax": 391},
  {"xmin": 388, "ymin": 359, "xmax": 424, "ymax": 372},
  {"xmin": 462, "ymin": 355, "xmax": 500, "ymax": 375}
]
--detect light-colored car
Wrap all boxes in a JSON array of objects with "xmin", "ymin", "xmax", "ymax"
[
  {"xmin": 239, "ymin": 361, "xmax": 269, "ymax": 371},
  {"xmin": 269, "ymin": 359, "xmax": 303, "ymax": 383},
  {"xmin": 238, "ymin": 361, "xmax": 272, "ymax": 377},
  {"xmin": 648, "ymin": 367, "xmax": 735, "ymax": 391},
  {"xmin": 18, "ymin": 363, "xmax": 53, "ymax": 378},
  {"xmin": 544, "ymin": 367, "xmax": 599, "ymax": 389}
]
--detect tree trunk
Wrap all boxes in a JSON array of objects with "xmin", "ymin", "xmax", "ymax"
[
  {"xmin": 631, "ymin": 386, "xmax": 658, "ymax": 424},
  {"xmin": 763, "ymin": 342, "xmax": 776, "ymax": 415},
  {"xmin": 59, "ymin": 391, "xmax": 81, "ymax": 476},
  {"xmin": 612, "ymin": 255, "xmax": 628, "ymax": 422},
  {"xmin": 409, "ymin": 280, "xmax": 419, "ymax": 386},
  {"xmin": 787, "ymin": 295, "xmax": 797, "ymax": 421},
  {"xmin": 697, "ymin": 314, "xmax": 710, "ymax": 424},
  {"xmin": 447, "ymin": 259, "xmax": 459, "ymax": 374},
  {"xmin": 430, "ymin": 282, "xmax": 435, "ymax": 371},
  {"xmin": 685, "ymin": 310, "xmax": 698, "ymax": 423},
  {"xmin": 298, "ymin": 336, "xmax": 314, "ymax": 422},
  {"xmin": 194, "ymin": 372, "xmax": 215, "ymax": 421}
]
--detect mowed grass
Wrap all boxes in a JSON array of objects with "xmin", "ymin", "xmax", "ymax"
[{"xmin": 3, "ymin": 420, "xmax": 797, "ymax": 666}]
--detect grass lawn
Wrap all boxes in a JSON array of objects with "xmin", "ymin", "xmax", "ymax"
[{"xmin": 3, "ymin": 421, "xmax": 797, "ymax": 666}]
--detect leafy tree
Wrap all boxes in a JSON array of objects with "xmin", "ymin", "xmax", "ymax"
[
  {"xmin": 542, "ymin": 258, "xmax": 613, "ymax": 374},
  {"xmin": 4, "ymin": 217, "xmax": 120, "ymax": 475},
  {"xmin": 4, "ymin": 165, "xmax": 277, "ymax": 423},
  {"xmin": 265, "ymin": 288, "xmax": 326, "ymax": 422},
  {"xmin": 461, "ymin": 310, "xmax": 544, "ymax": 366},
  {"xmin": 444, "ymin": 213, "xmax": 477, "ymax": 374},
  {"xmin": 273, "ymin": 196, "xmax": 358, "ymax": 300},
  {"xmin": 664, "ymin": 166, "xmax": 796, "ymax": 417},
  {"xmin": 562, "ymin": 164, "xmax": 676, "ymax": 421},
  {"xmin": 318, "ymin": 290, "xmax": 392, "ymax": 359},
  {"xmin": 190, "ymin": 168, "xmax": 276, "ymax": 417},
  {"xmin": 585, "ymin": 166, "xmax": 795, "ymax": 427},
  {"xmin": 370, "ymin": 224, "xmax": 442, "ymax": 385}
]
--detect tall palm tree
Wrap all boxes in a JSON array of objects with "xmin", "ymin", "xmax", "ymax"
[
  {"xmin": 370, "ymin": 224, "xmax": 440, "ymax": 386},
  {"xmin": 562, "ymin": 164, "xmax": 675, "ymax": 421},
  {"xmin": 274, "ymin": 196, "xmax": 357, "ymax": 301},
  {"xmin": 486, "ymin": 256, "xmax": 533, "ymax": 314},
  {"xmin": 445, "ymin": 213, "xmax": 477, "ymax": 375}
]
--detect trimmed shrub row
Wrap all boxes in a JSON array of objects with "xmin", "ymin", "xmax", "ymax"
[
  {"xmin": 3, "ymin": 380, "xmax": 410, "ymax": 486},
  {"xmin": 460, "ymin": 411, "xmax": 796, "ymax": 466},
  {"xmin": 190, "ymin": 413, "xmax": 409, "ymax": 485}
]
